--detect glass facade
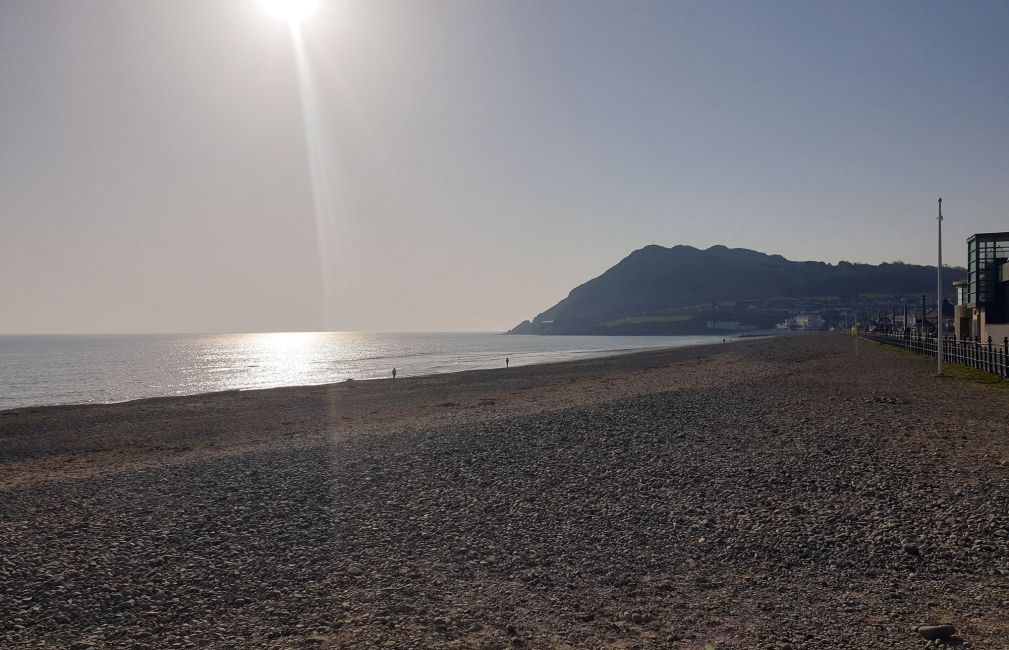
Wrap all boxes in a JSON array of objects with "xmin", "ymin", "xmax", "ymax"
[{"xmin": 967, "ymin": 233, "xmax": 1009, "ymax": 322}]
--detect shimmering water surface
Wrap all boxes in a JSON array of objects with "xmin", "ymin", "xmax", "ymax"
[{"xmin": 0, "ymin": 332, "xmax": 728, "ymax": 410}]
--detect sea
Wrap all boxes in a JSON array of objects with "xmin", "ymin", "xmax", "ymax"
[{"xmin": 0, "ymin": 332, "xmax": 728, "ymax": 411}]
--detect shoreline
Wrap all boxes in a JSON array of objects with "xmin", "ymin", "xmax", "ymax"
[
  {"xmin": 0, "ymin": 337, "xmax": 763, "ymax": 488},
  {"xmin": 0, "ymin": 336, "xmax": 748, "ymax": 416},
  {"xmin": 0, "ymin": 334, "xmax": 739, "ymax": 413},
  {"xmin": 3, "ymin": 334, "xmax": 1008, "ymax": 647}
]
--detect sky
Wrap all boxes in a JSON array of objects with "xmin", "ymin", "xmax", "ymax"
[{"xmin": 2, "ymin": 0, "xmax": 1008, "ymax": 334}]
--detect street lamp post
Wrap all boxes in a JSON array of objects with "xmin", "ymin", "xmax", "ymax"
[{"xmin": 937, "ymin": 197, "xmax": 944, "ymax": 374}]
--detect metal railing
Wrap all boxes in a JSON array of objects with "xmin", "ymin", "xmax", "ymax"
[{"xmin": 861, "ymin": 332, "xmax": 1009, "ymax": 378}]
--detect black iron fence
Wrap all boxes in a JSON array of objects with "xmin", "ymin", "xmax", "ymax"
[{"xmin": 861, "ymin": 332, "xmax": 1009, "ymax": 378}]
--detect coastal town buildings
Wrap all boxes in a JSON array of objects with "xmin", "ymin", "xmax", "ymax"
[
  {"xmin": 705, "ymin": 320, "xmax": 760, "ymax": 331},
  {"xmin": 777, "ymin": 313, "xmax": 825, "ymax": 330},
  {"xmin": 954, "ymin": 232, "xmax": 1009, "ymax": 341},
  {"xmin": 894, "ymin": 314, "xmax": 918, "ymax": 331},
  {"xmin": 925, "ymin": 299, "xmax": 955, "ymax": 334}
]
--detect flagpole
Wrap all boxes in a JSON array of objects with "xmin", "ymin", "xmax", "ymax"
[{"xmin": 937, "ymin": 197, "xmax": 944, "ymax": 374}]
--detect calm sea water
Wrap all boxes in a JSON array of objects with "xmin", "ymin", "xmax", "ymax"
[{"xmin": 0, "ymin": 332, "xmax": 727, "ymax": 410}]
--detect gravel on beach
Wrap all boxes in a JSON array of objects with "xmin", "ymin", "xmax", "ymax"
[{"xmin": 2, "ymin": 334, "xmax": 1008, "ymax": 648}]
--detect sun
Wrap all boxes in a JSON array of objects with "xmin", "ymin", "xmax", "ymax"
[{"xmin": 261, "ymin": 0, "xmax": 318, "ymax": 25}]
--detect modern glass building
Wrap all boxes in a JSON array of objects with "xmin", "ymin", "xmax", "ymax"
[
  {"xmin": 967, "ymin": 233, "xmax": 1009, "ymax": 319},
  {"xmin": 958, "ymin": 232, "xmax": 1009, "ymax": 340}
]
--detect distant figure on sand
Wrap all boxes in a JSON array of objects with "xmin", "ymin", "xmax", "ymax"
[
  {"xmin": 392, "ymin": 368, "xmax": 397, "ymax": 379},
  {"xmin": 506, "ymin": 358, "xmax": 509, "ymax": 368}
]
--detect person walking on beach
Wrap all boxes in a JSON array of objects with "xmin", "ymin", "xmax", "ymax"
[
  {"xmin": 392, "ymin": 368, "xmax": 397, "ymax": 379},
  {"xmin": 505, "ymin": 358, "xmax": 509, "ymax": 368}
]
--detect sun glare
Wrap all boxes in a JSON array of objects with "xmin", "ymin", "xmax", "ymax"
[{"xmin": 261, "ymin": 0, "xmax": 318, "ymax": 25}]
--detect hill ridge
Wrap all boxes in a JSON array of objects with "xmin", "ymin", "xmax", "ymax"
[{"xmin": 509, "ymin": 244, "xmax": 965, "ymax": 335}]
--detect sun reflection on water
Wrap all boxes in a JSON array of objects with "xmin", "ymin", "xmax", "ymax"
[{"xmin": 236, "ymin": 332, "xmax": 330, "ymax": 387}]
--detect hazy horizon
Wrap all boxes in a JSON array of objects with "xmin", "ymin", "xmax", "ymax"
[{"xmin": 3, "ymin": 0, "xmax": 1008, "ymax": 334}]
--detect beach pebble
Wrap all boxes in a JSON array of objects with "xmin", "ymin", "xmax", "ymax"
[
  {"xmin": 915, "ymin": 624, "xmax": 956, "ymax": 641},
  {"xmin": 1, "ymin": 335, "xmax": 1005, "ymax": 648}
]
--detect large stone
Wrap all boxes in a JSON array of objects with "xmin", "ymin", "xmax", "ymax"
[{"xmin": 915, "ymin": 624, "xmax": 956, "ymax": 641}]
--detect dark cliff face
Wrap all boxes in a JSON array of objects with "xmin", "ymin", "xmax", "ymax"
[{"xmin": 508, "ymin": 244, "xmax": 965, "ymax": 334}]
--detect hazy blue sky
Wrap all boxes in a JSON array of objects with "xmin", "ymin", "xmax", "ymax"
[{"xmin": 2, "ymin": 0, "xmax": 1008, "ymax": 333}]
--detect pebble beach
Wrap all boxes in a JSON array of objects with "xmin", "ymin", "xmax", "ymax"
[{"xmin": 2, "ymin": 334, "xmax": 1008, "ymax": 648}]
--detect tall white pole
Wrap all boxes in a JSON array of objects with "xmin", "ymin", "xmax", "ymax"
[{"xmin": 937, "ymin": 197, "xmax": 944, "ymax": 374}]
